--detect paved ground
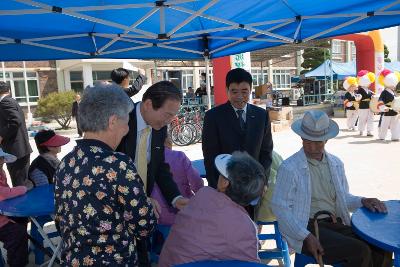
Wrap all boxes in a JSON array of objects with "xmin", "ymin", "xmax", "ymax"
[{"xmin": 14, "ymin": 115, "xmax": 400, "ymax": 266}]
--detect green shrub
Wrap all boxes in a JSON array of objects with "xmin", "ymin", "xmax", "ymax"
[{"xmin": 35, "ymin": 91, "xmax": 76, "ymax": 129}]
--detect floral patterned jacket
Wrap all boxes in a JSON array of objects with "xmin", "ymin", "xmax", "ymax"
[{"xmin": 55, "ymin": 139, "xmax": 156, "ymax": 266}]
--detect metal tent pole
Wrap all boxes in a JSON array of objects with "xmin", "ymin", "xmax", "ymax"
[
  {"xmin": 1, "ymin": 62, "xmax": 5, "ymax": 82},
  {"xmin": 154, "ymin": 60, "xmax": 158, "ymax": 83},
  {"xmin": 205, "ymin": 56, "xmax": 211, "ymax": 110},
  {"xmin": 22, "ymin": 61, "xmax": 32, "ymax": 124}
]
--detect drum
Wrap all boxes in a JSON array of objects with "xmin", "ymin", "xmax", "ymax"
[
  {"xmin": 369, "ymin": 95, "xmax": 380, "ymax": 113},
  {"xmin": 390, "ymin": 96, "xmax": 400, "ymax": 112}
]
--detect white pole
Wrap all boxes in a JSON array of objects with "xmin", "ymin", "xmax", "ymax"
[
  {"xmin": 22, "ymin": 61, "xmax": 32, "ymax": 124},
  {"xmin": 154, "ymin": 60, "xmax": 158, "ymax": 83},
  {"xmin": 205, "ymin": 56, "xmax": 211, "ymax": 110},
  {"xmin": 1, "ymin": 62, "xmax": 5, "ymax": 82},
  {"xmin": 329, "ymin": 48, "xmax": 333, "ymax": 94}
]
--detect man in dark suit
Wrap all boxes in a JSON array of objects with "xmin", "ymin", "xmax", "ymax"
[
  {"xmin": 202, "ymin": 68, "xmax": 273, "ymax": 217},
  {"xmin": 71, "ymin": 94, "xmax": 82, "ymax": 137},
  {"xmin": 0, "ymin": 82, "xmax": 33, "ymax": 186},
  {"xmin": 117, "ymin": 81, "xmax": 189, "ymax": 267}
]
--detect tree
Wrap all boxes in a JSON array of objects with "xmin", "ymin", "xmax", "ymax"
[
  {"xmin": 301, "ymin": 40, "xmax": 331, "ymax": 74},
  {"xmin": 384, "ymin": 44, "xmax": 391, "ymax": 63},
  {"xmin": 35, "ymin": 91, "xmax": 76, "ymax": 129}
]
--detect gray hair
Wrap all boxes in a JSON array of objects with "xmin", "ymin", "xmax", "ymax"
[
  {"xmin": 225, "ymin": 151, "xmax": 266, "ymax": 207},
  {"xmin": 79, "ymin": 83, "xmax": 133, "ymax": 132}
]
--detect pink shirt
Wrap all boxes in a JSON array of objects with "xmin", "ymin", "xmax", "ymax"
[
  {"xmin": 151, "ymin": 148, "xmax": 204, "ymax": 225},
  {"xmin": 0, "ymin": 169, "xmax": 27, "ymax": 228},
  {"xmin": 159, "ymin": 187, "xmax": 259, "ymax": 267}
]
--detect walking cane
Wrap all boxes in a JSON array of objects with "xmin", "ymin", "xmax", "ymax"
[{"xmin": 313, "ymin": 211, "xmax": 337, "ymax": 267}]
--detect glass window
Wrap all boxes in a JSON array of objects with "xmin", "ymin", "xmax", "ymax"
[
  {"xmin": 13, "ymin": 72, "xmax": 24, "ymax": 78},
  {"xmin": 198, "ymin": 69, "xmax": 213, "ymax": 87},
  {"xmin": 182, "ymin": 70, "xmax": 194, "ymax": 91},
  {"xmin": 27, "ymin": 72, "xmax": 37, "ymax": 78},
  {"xmin": 272, "ymin": 69, "xmax": 291, "ymax": 90},
  {"xmin": 71, "ymin": 82, "xmax": 84, "ymax": 93},
  {"xmin": 332, "ymin": 40, "xmax": 344, "ymax": 61},
  {"xmin": 70, "ymin": 71, "xmax": 83, "ymax": 81},
  {"xmin": 70, "ymin": 71, "xmax": 84, "ymax": 93},
  {"xmin": 92, "ymin": 70, "xmax": 112, "ymax": 82},
  {"xmin": 28, "ymin": 80, "xmax": 39, "ymax": 102},
  {"xmin": 0, "ymin": 73, "xmax": 10, "ymax": 79},
  {"xmin": 5, "ymin": 72, "xmax": 40, "ymax": 104},
  {"xmin": 351, "ymin": 41, "xmax": 357, "ymax": 61},
  {"xmin": 251, "ymin": 69, "xmax": 268, "ymax": 86}
]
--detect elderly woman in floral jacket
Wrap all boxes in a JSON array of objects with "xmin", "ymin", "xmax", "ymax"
[{"xmin": 54, "ymin": 83, "xmax": 156, "ymax": 266}]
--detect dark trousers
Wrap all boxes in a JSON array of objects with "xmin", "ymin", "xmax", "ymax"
[
  {"xmin": 76, "ymin": 118, "xmax": 82, "ymax": 136},
  {"xmin": 303, "ymin": 219, "xmax": 392, "ymax": 267},
  {"xmin": 6, "ymin": 154, "xmax": 30, "ymax": 186},
  {"xmin": 0, "ymin": 221, "xmax": 28, "ymax": 267},
  {"xmin": 137, "ymin": 238, "xmax": 151, "ymax": 267}
]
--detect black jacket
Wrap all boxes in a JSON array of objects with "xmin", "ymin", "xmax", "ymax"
[
  {"xmin": 379, "ymin": 89, "xmax": 397, "ymax": 116},
  {"xmin": 0, "ymin": 95, "xmax": 32, "ymax": 158},
  {"xmin": 117, "ymin": 103, "xmax": 180, "ymax": 204},
  {"xmin": 202, "ymin": 101, "xmax": 273, "ymax": 188},
  {"xmin": 29, "ymin": 155, "xmax": 56, "ymax": 185},
  {"xmin": 357, "ymin": 87, "xmax": 373, "ymax": 109},
  {"xmin": 71, "ymin": 101, "xmax": 79, "ymax": 118},
  {"xmin": 344, "ymin": 92, "xmax": 356, "ymax": 111}
]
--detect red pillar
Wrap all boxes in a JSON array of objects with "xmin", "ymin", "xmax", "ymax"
[{"xmin": 212, "ymin": 56, "xmax": 232, "ymax": 106}]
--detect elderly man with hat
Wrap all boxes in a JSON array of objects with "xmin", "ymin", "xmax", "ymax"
[{"xmin": 271, "ymin": 110, "xmax": 392, "ymax": 267}]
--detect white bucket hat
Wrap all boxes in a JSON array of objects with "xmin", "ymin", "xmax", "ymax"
[
  {"xmin": 0, "ymin": 148, "xmax": 17, "ymax": 163},
  {"xmin": 291, "ymin": 110, "xmax": 339, "ymax": 141}
]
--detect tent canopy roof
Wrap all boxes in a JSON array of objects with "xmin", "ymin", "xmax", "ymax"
[
  {"xmin": 304, "ymin": 60, "xmax": 356, "ymax": 79},
  {"xmin": 303, "ymin": 60, "xmax": 400, "ymax": 80},
  {"xmin": 2, "ymin": 0, "xmax": 400, "ymax": 61}
]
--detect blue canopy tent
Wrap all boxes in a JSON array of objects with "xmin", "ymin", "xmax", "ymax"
[
  {"xmin": 1, "ymin": 0, "xmax": 400, "ymax": 61},
  {"xmin": 385, "ymin": 61, "xmax": 400, "ymax": 72},
  {"xmin": 304, "ymin": 60, "xmax": 400, "ymax": 79},
  {"xmin": 304, "ymin": 60, "xmax": 356, "ymax": 80}
]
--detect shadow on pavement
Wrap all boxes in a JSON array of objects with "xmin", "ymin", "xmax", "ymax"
[{"xmin": 348, "ymin": 139, "xmax": 391, "ymax": 145}]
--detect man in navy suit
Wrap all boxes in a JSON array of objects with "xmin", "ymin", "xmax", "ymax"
[{"xmin": 202, "ymin": 68, "xmax": 273, "ymax": 218}]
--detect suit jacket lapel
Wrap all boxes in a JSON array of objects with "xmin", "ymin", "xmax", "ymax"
[
  {"xmin": 126, "ymin": 102, "xmax": 138, "ymax": 161},
  {"xmin": 244, "ymin": 105, "xmax": 257, "ymax": 149}
]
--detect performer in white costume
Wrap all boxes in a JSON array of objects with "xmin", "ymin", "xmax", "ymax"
[
  {"xmin": 343, "ymin": 77, "xmax": 361, "ymax": 131},
  {"xmin": 377, "ymin": 69, "xmax": 400, "ymax": 141},
  {"xmin": 356, "ymin": 70, "xmax": 375, "ymax": 136}
]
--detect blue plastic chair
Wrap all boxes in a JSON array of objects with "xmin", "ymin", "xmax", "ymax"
[
  {"xmin": 30, "ymin": 215, "xmax": 60, "ymax": 265},
  {"xmin": 257, "ymin": 221, "xmax": 291, "ymax": 267},
  {"xmin": 294, "ymin": 253, "xmax": 342, "ymax": 267},
  {"xmin": 150, "ymin": 224, "xmax": 171, "ymax": 263},
  {"xmin": 174, "ymin": 260, "xmax": 271, "ymax": 266}
]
